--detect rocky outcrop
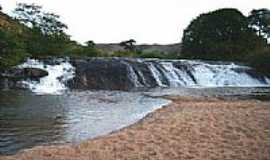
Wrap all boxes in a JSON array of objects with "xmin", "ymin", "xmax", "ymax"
[
  {"xmin": 0, "ymin": 68, "xmax": 48, "ymax": 90},
  {"xmin": 2, "ymin": 68, "xmax": 48, "ymax": 79},
  {"xmin": 2, "ymin": 58, "xmax": 270, "ymax": 92},
  {"xmin": 69, "ymin": 58, "xmax": 137, "ymax": 90},
  {"xmin": 68, "ymin": 58, "xmax": 270, "ymax": 91}
]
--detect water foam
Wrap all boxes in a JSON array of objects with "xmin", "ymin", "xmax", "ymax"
[
  {"xmin": 128, "ymin": 59, "xmax": 270, "ymax": 88},
  {"xmin": 18, "ymin": 59, "xmax": 75, "ymax": 95}
]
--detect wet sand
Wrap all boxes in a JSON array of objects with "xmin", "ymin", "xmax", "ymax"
[{"xmin": 1, "ymin": 97, "xmax": 270, "ymax": 160}]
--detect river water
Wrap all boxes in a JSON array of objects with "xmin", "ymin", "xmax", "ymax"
[
  {"xmin": 1, "ymin": 58, "xmax": 270, "ymax": 155},
  {"xmin": 0, "ymin": 90, "xmax": 169, "ymax": 155},
  {"xmin": 1, "ymin": 87, "xmax": 270, "ymax": 155}
]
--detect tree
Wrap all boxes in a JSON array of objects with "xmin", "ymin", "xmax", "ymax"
[
  {"xmin": 0, "ymin": 29, "xmax": 28, "ymax": 69},
  {"xmin": 85, "ymin": 40, "xmax": 95, "ymax": 48},
  {"xmin": 248, "ymin": 9, "xmax": 270, "ymax": 38},
  {"xmin": 181, "ymin": 8, "xmax": 266, "ymax": 60},
  {"xmin": 13, "ymin": 3, "xmax": 67, "ymax": 36},
  {"xmin": 13, "ymin": 3, "xmax": 69, "ymax": 56},
  {"xmin": 13, "ymin": 3, "xmax": 42, "ymax": 28},
  {"xmin": 120, "ymin": 39, "xmax": 136, "ymax": 51},
  {"xmin": 39, "ymin": 12, "xmax": 67, "ymax": 36}
]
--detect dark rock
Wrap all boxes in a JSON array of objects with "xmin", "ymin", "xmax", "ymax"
[
  {"xmin": 68, "ymin": 58, "xmax": 161, "ymax": 90},
  {"xmin": 0, "ymin": 67, "xmax": 48, "ymax": 90},
  {"xmin": 23, "ymin": 68, "xmax": 48, "ymax": 80},
  {"xmin": 1, "ymin": 68, "xmax": 48, "ymax": 80},
  {"xmin": 68, "ymin": 58, "xmax": 135, "ymax": 90}
]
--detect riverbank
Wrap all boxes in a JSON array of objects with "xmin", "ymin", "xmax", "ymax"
[{"xmin": 1, "ymin": 96, "xmax": 270, "ymax": 160}]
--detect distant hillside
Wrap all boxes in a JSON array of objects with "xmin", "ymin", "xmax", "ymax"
[
  {"xmin": 96, "ymin": 43, "xmax": 182, "ymax": 56},
  {"xmin": 136, "ymin": 43, "xmax": 182, "ymax": 55}
]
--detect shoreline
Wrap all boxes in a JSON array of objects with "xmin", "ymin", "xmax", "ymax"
[{"xmin": 1, "ymin": 96, "xmax": 270, "ymax": 160}]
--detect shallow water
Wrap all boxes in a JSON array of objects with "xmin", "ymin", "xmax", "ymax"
[
  {"xmin": 1, "ymin": 87, "xmax": 270, "ymax": 155},
  {"xmin": 146, "ymin": 87, "xmax": 270, "ymax": 101},
  {"xmin": 0, "ymin": 90, "xmax": 169, "ymax": 155}
]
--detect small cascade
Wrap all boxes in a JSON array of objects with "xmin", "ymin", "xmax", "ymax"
[
  {"xmin": 189, "ymin": 62, "xmax": 269, "ymax": 87},
  {"xmin": 18, "ymin": 59, "xmax": 75, "ymax": 95},
  {"xmin": 159, "ymin": 62, "xmax": 185, "ymax": 87},
  {"xmin": 147, "ymin": 62, "xmax": 166, "ymax": 87},
  {"xmin": 121, "ymin": 61, "xmax": 143, "ymax": 87},
  {"xmin": 137, "ymin": 69, "xmax": 148, "ymax": 86},
  {"xmin": 170, "ymin": 63, "xmax": 196, "ymax": 86}
]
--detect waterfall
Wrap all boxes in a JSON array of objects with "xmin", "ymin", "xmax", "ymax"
[
  {"xmin": 121, "ymin": 61, "xmax": 143, "ymax": 87},
  {"xmin": 18, "ymin": 59, "xmax": 75, "ymax": 95},
  {"xmin": 142, "ymin": 59, "xmax": 270, "ymax": 88},
  {"xmin": 159, "ymin": 62, "xmax": 185, "ymax": 87},
  {"xmin": 189, "ymin": 62, "xmax": 269, "ymax": 87},
  {"xmin": 147, "ymin": 63, "xmax": 166, "ymax": 87},
  {"xmin": 16, "ymin": 58, "xmax": 270, "ymax": 93}
]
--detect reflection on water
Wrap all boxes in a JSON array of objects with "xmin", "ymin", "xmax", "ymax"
[{"xmin": 0, "ymin": 90, "xmax": 169, "ymax": 155}]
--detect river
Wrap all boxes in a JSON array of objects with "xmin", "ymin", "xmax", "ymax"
[{"xmin": 0, "ymin": 58, "xmax": 270, "ymax": 155}]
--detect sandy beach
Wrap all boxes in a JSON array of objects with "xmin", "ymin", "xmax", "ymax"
[{"xmin": 1, "ymin": 96, "xmax": 270, "ymax": 160}]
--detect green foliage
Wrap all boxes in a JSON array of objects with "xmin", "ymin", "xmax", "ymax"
[
  {"xmin": 85, "ymin": 40, "xmax": 95, "ymax": 48},
  {"xmin": 0, "ymin": 29, "xmax": 28, "ymax": 69},
  {"xmin": 111, "ymin": 51, "xmax": 137, "ymax": 57},
  {"xmin": 182, "ymin": 8, "xmax": 267, "ymax": 61},
  {"xmin": 1, "ymin": 4, "xmax": 270, "ymax": 76},
  {"xmin": 13, "ymin": 3, "xmax": 70, "ymax": 57},
  {"xmin": 245, "ymin": 47, "xmax": 270, "ymax": 75},
  {"xmin": 119, "ymin": 39, "xmax": 136, "ymax": 51},
  {"xmin": 13, "ymin": 3, "xmax": 42, "ymax": 28},
  {"xmin": 62, "ymin": 41, "xmax": 101, "ymax": 57},
  {"xmin": 0, "ymin": 11, "xmax": 101, "ymax": 67},
  {"xmin": 108, "ymin": 50, "xmax": 179, "ymax": 59},
  {"xmin": 14, "ymin": 3, "xmax": 68, "ymax": 36},
  {"xmin": 139, "ymin": 52, "xmax": 179, "ymax": 59},
  {"xmin": 248, "ymin": 9, "xmax": 270, "ymax": 38}
]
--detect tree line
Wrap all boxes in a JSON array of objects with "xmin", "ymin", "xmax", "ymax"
[
  {"xmin": 0, "ymin": 4, "xmax": 270, "ymax": 74},
  {"xmin": 181, "ymin": 8, "xmax": 270, "ymax": 74},
  {"xmin": 0, "ymin": 3, "xmax": 101, "ymax": 69}
]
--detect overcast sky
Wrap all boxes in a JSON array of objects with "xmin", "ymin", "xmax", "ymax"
[{"xmin": 0, "ymin": 0, "xmax": 269, "ymax": 44}]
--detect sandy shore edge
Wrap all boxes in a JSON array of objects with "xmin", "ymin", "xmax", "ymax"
[{"xmin": 1, "ymin": 96, "xmax": 270, "ymax": 160}]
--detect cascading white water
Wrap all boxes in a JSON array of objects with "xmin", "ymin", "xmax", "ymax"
[
  {"xmin": 147, "ymin": 63, "xmax": 166, "ymax": 87},
  {"xmin": 121, "ymin": 59, "xmax": 270, "ymax": 88},
  {"xmin": 17, "ymin": 58, "xmax": 270, "ymax": 93},
  {"xmin": 18, "ymin": 59, "xmax": 75, "ymax": 95},
  {"xmin": 117, "ymin": 59, "xmax": 270, "ymax": 88},
  {"xmin": 159, "ymin": 62, "xmax": 186, "ymax": 87},
  {"xmin": 186, "ymin": 61, "xmax": 270, "ymax": 87},
  {"xmin": 151, "ymin": 60, "xmax": 270, "ymax": 87},
  {"xmin": 121, "ymin": 61, "xmax": 143, "ymax": 87}
]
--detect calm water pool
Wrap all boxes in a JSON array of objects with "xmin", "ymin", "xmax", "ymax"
[{"xmin": 0, "ymin": 90, "xmax": 169, "ymax": 155}]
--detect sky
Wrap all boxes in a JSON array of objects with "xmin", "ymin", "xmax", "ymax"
[{"xmin": 0, "ymin": 0, "xmax": 269, "ymax": 44}]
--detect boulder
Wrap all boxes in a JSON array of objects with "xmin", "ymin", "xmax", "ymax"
[
  {"xmin": 68, "ymin": 58, "xmax": 134, "ymax": 90},
  {"xmin": 68, "ymin": 58, "xmax": 159, "ymax": 91},
  {"xmin": 2, "ymin": 68, "xmax": 48, "ymax": 80},
  {"xmin": 23, "ymin": 68, "xmax": 48, "ymax": 79},
  {"xmin": 0, "ymin": 67, "xmax": 48, "ymax": 90}
]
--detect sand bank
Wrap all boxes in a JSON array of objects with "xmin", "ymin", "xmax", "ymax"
[{"xmin": 1, "ymin": 97, "xmax": 270, "ymax": 160}]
